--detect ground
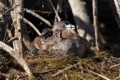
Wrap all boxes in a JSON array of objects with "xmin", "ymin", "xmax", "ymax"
[{"xmin": 0, "ymin": 51, "xmax": 120, "ymax": 80}]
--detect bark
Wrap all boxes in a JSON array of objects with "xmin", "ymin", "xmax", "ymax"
[
  {"xmin": 0, "ymin": 2, "xmax": 6, "ymax": 41},
  {"xmin": 68, "ymin": 0, "xmax": 95, "ymax": 46},
  {"xmin": 10, "ymin": 0, "xmax": 23, "ymax": 56},
  {"xmin": 0, "ymin": 42, "xmax": 33, "ymax": 80}
]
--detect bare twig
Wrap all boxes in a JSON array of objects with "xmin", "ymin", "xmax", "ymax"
[
  {"xmin": 20, "ymin": 16, "xmax": 41, "ymax": 36},
  {"xmin": 52, "ymin": 62, "xmax": 110, "ymax": 80},
  {"xmin": 0, "ymin": 3, "xmax": 21, "ymax": 18},
  {"xmin": 7, "ymin": 37, "xmax": 18, "ymax": 43},
  {"xmin": 79, "ymin": 67, "xmax": 110, "ymax": 80},
  {"xmin": 52, "ymin": 64, "xmax": 75, "ymax": 77},
  {"xmin": 54, "ymin": 0, "xmax": 62, "ymax": 23},
  {"xmin": 92, "ymin": 0, "xmax": 100, "ymax": 52},
  {"xmin": 25, "ymin": 9, "xmax": 52, "ymax": 14},
  {"xmin": 110, "ymin": 0, "xmax": 120, "ymax": 29},
  {"xmin": 110, "ymin": 63, "xmax": 120, "ymax": 68},
  {"xmin": 114, "ymin": 76, "xmax": 120, "ymax": 80},
  {"xmin": 0, "ymin": 41, "xmax": 33, "ymax": 79},
  {"xmin": 24, "ymin": 9, "xmax": 52, "ymax": 27},
  {"xmin": 48, "ymin": 0, "xmax": 61, "ymax": 21},
  {"xmin": 0, "ymin": 73, "xmax": 9, "ymax": 78}
]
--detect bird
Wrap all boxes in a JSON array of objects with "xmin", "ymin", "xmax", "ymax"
[
  {"xmin": 31, "ymin": 21, "xmax": 90, "ymax": 57},
  {"xmin": 47, "ymin": 28, "xmax": 90, "ymax": 57},
  {"xmin": 52, "ymin": 21, "xmax": 75, "ymax": 38},
  {"xmin": 52, "ymin": 21, "xmax": 75, "ymax": 31},
  {"xmin": 41, "ymin": 28, "xmax": 53, "ymax": 39},
  {"xmin": 31, "ymin": 28, "xmax": 53, "ymax": 53}
]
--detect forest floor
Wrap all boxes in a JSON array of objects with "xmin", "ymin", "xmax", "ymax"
[{"xmin": 0, "ymin": 51, "xmax": 120, "ymax": 80}]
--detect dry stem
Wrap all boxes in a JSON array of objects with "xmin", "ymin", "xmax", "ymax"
[
  {"xmin": 24, "ymin": 9, "xmax": 52, "ymax": 27},
  {"xmin": 21, "ymin": 16, "xmax": 41, "ymax": 36}
]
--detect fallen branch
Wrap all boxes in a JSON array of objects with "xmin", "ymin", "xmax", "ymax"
[
  {"xmin": 0, "ymin": 41, "xmax": 33, "ymax": 80},
  {"xmin": 20, "ymin": 16, "xmax": 41, "ymax": 36},
  {"xmin": 24, "ymin": 9, "xmax": 52, "ymax": 27},
  {"xmin": 48, "ymin": 0, "xmax": 61, "ymax": 21}
]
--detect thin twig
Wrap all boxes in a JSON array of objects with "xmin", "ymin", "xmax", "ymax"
[
  {"xmin": 52, "ymin": 64, "xmax": 75, "ymax": 77},
  {"xmin": 52, "ymin": 62, "xmax": 110, "ymax": 80},
  {"xmin": 0, "ymin": 73, "xmax": 9, "ymax": 78},
  {"xmin": 48, "ymin": 0, "xmax": 61, "ymax": 21},
  {"xmin": 26, "ymin": 9, "xmax": 52, "ymax": 14},
  {"xmin": 54, "ymin": 0, "xmax": 62, "ymax": 23},
  {"xmin": 92, "ymin": 0, "xmax": 100, "ymax": 52},
  {"xmin": 7, "ymin": 37, "xmax": 18, "ymax": 43},
  {"xmin": 78, "ymin": 67, "xmax": 110, "ymax": 80},
  {"xmin": 110, "ymin": 63, "xmax": 120, "ymax": 68},
  {"xmin": 0, "ymin": 3, "xmax": 20, "ymax": 18},
  {"xmin": 20, "ymin": 16, "xmax": 41, "ymax": 36},
  {"xmin": 114, "ymin": 76, "xmax": 120, "ymax": 80},
  {"xmin": 24, "ymin": 9, "xmax": 52, "ymax": 27},
  {"xmin": 110, "ymin": 0, "xmax": 120, "ymax": 29}
]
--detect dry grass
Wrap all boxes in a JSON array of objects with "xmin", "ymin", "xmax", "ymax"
[{"xmin": 0, "ymin": 51, "xmax": 120, "ymax": 80}]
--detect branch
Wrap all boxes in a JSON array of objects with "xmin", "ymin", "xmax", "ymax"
[
  {"xmin": 110, "ymin": 63, "xmax": 120, "ymax": 68},
  {"xmin": 0, "ymin": 41, "xmax": 33, "ymax": 79},
  {"xmin": 48, "ymin": 0, "xmax": 61, "ymax": 21},
  {"xmin": 110, "ymin": 0, "xmax": 120, "ymax": 29},
  {"xmin": 0, "ymin": 73, "xmax": 9, "ymax": 79},
  {"xmin": 7, "ymin": 37, "xmax": 18, "ymax": 43},
  {"xmin": 24, "ymin": 9, "xmax": 52, "ymax": 27},
  {"xmin": 20, "ymin": 16, "xmax": 41, "ymax": 36},
  {"xmin": 92, "ymin": 0, "xmax": 100, "ymax": 52},
  {"xmin": 113, "ymin": 0, "xmax": 120, "ymax": 17},
  {"xmin": 0, "ymin": 3, "xmax": 21, "ymax": 18}
]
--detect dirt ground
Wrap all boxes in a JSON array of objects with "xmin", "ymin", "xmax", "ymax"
[{"xmin": 0, "ymin": 51, "xmax": 120, "ymax": 80}]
